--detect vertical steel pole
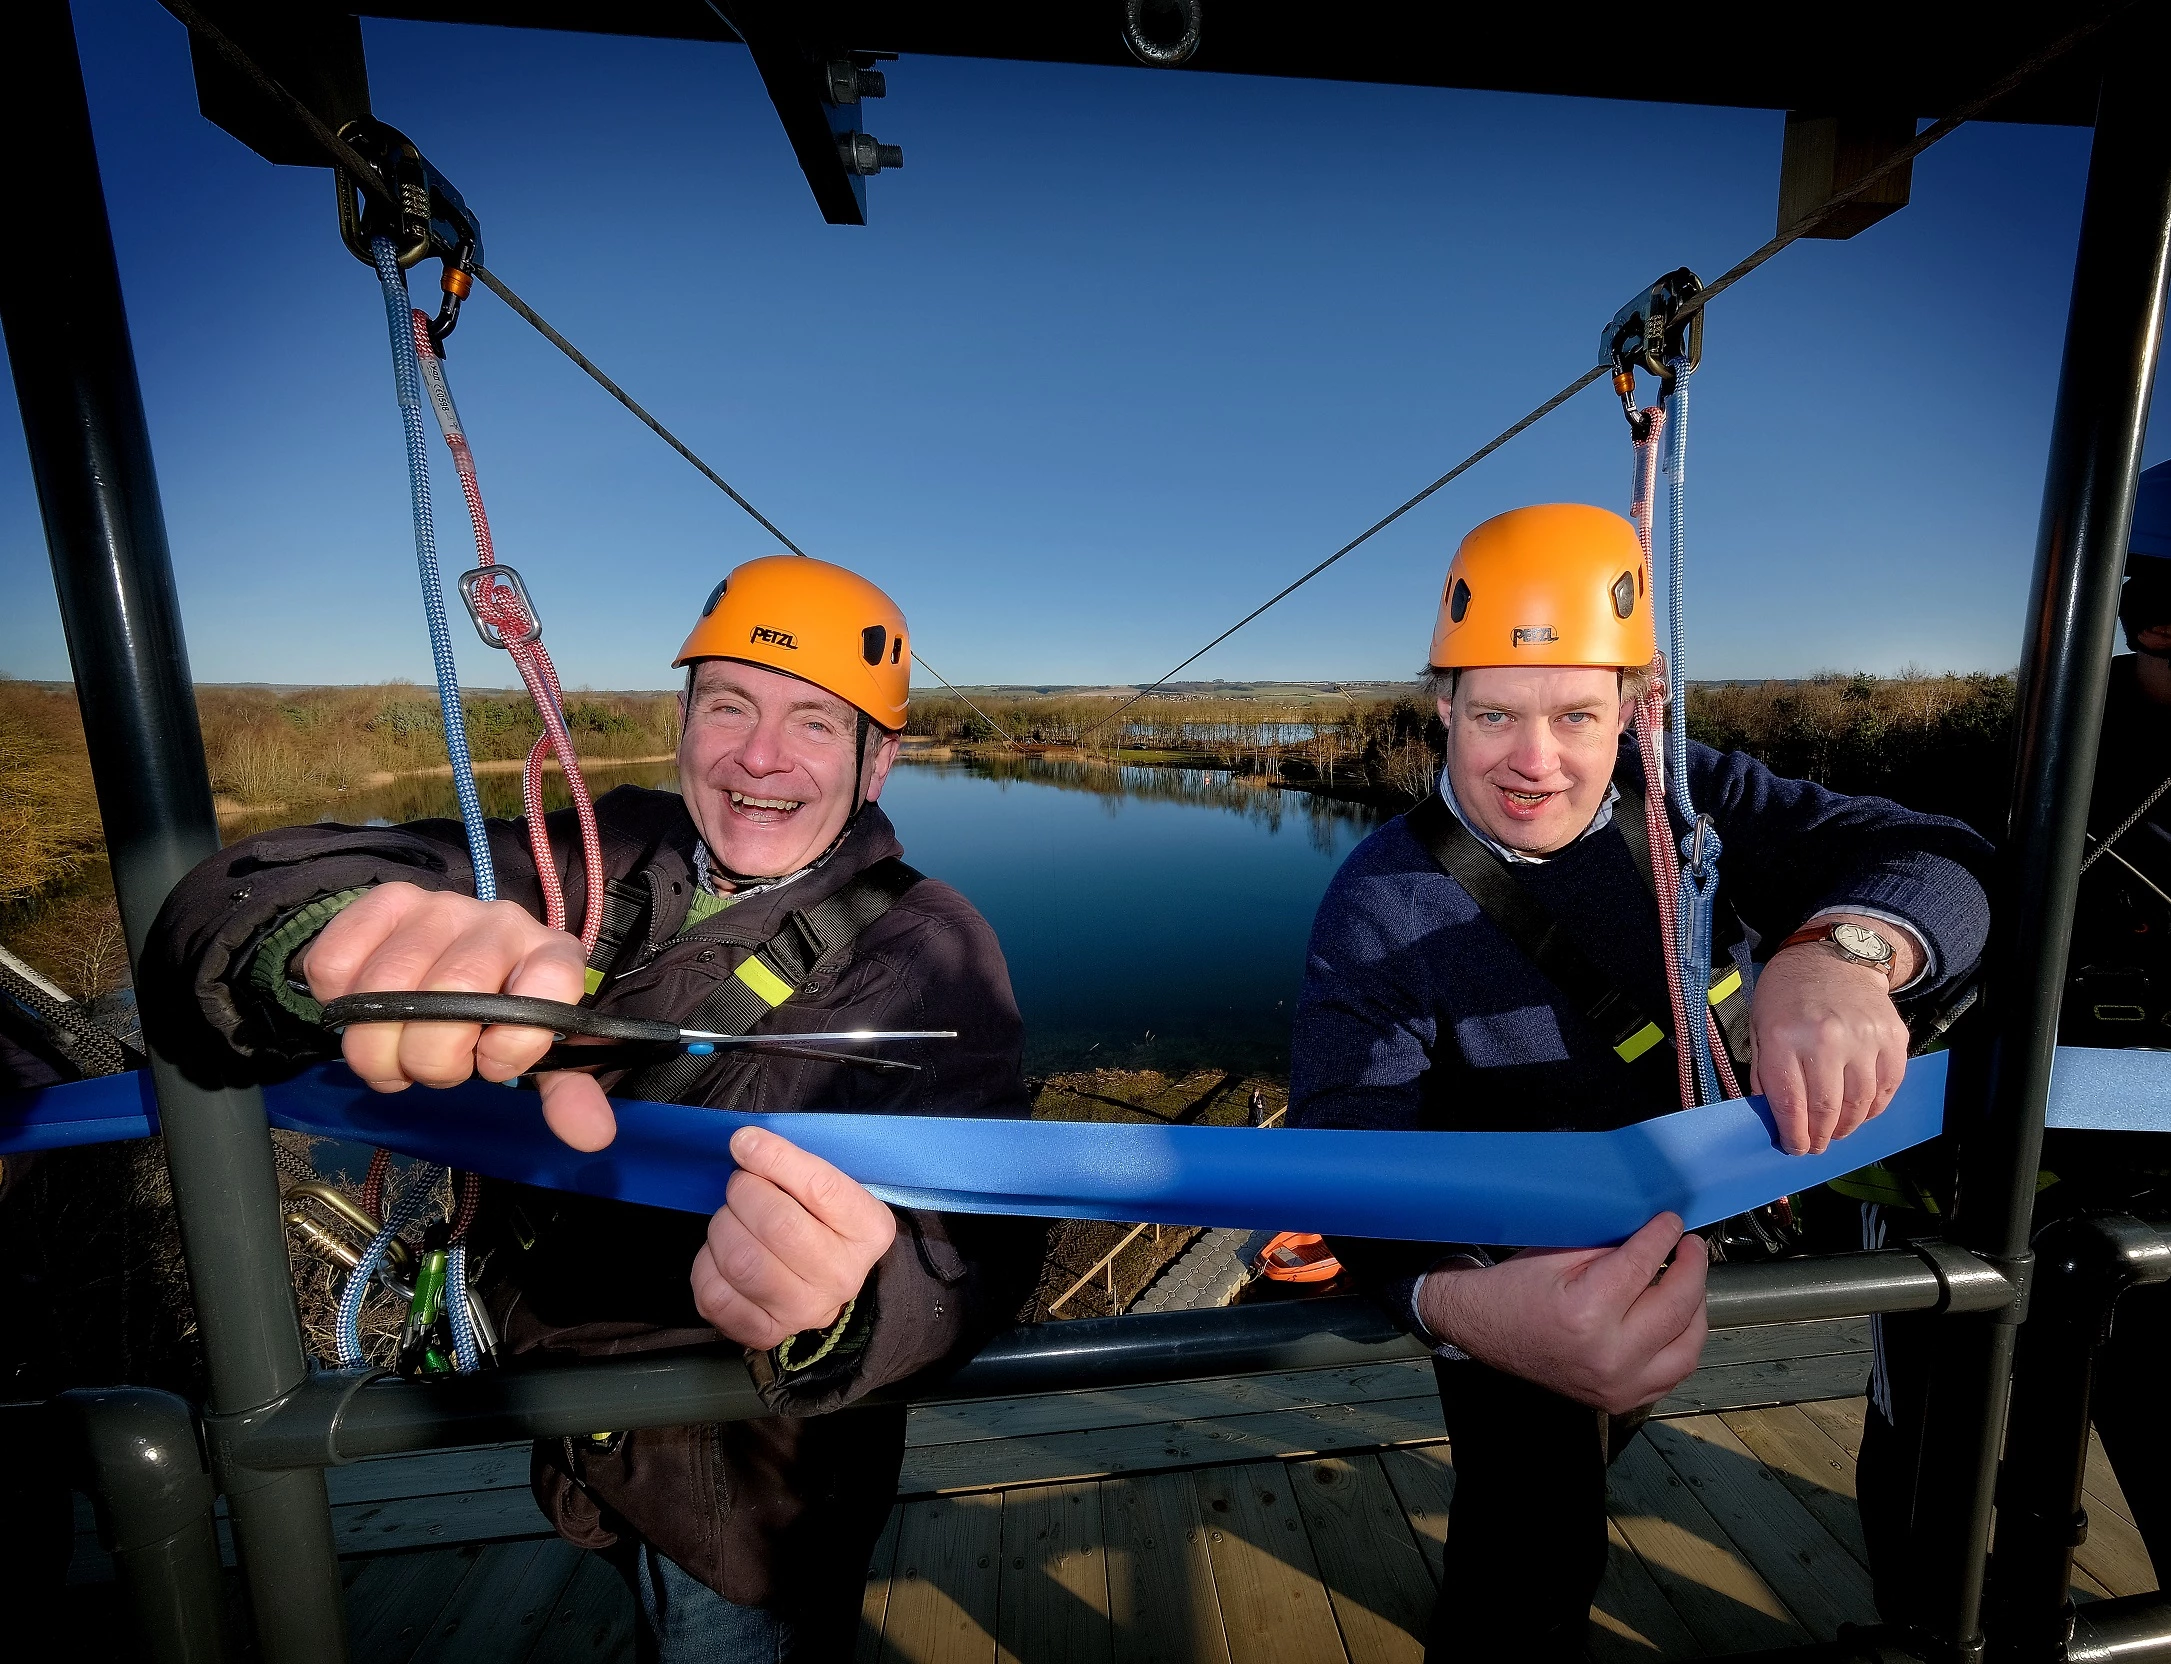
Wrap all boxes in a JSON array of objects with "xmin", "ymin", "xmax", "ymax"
[
  {"xmin": 0, "ymin": 4, "xmax": 347, "ymax": 1659},
  {"xmin": 1912, "ymin": 31, "xmax": 2171, "ymax": 1664}
]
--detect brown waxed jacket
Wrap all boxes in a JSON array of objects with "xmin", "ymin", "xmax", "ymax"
[{"xmin": 143, "ymin": 786, "xmax": 1046, "ymax": 1609}]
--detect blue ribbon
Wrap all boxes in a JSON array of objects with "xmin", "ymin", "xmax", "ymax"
[{"xmin": 5, "ymin": 1049, "xmax": 2163, "ymax": 1247}]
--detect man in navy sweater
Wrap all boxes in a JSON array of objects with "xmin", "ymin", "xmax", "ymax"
[{"xmin": 1290, "ymin": 504, "xmax": 1992, "ymax": 1661}]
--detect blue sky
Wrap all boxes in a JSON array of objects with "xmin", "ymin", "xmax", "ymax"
[{"xmin": 3, "ymin": 0, "xmax": 2167, "ymax": 691}]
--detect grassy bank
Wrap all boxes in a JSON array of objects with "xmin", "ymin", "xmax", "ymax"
[
  {"xmin": 912, "ymin": 671, "xmax": 2019, "ymax": 832},
  {"xmin": 0, "ymin": 679, "xmax": 680, "ymax": 905}
]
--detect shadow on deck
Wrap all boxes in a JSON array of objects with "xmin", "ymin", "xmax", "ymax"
[{"xmin": 60, "ymin": 1318, "xmax": 2159, "ymax": 1661}]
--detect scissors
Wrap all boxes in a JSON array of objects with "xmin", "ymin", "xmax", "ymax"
[{"xmin": 319, "ymin": 991, "xmax": 954, "ymax": 1077}]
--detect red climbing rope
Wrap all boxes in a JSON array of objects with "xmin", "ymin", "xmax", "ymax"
[
  {"xmin": 1627, "ymin": 407, "xmax": 1740, "ymax": 1108},
  {"xmin": 410, "ymin": 311, "xmax": 606, "ymax": 953}
]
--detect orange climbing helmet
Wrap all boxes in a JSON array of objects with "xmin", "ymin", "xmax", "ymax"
[
  {"xmin": 1427, "ymin": 504, "xmax": 1655, "ymax": 671},
  {"xmin": 675, "ymin": 555, "xmax": 911, "ymax": 729}
]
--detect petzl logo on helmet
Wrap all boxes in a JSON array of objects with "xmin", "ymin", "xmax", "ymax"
[
  {"xmin": 749, "ymin": 626, "xmax": 798, "ymax": 650},
  {"xmin": 1512, "ymin": 626, "xmax": 1559, "ymax": 646}
]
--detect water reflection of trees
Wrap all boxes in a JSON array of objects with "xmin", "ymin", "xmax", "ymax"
[{"xmin": 943, "ymin": 755, "xmax": 1385, "ymax": 847}]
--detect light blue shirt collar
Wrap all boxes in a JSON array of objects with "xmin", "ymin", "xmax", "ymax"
[{"xmin": 1436, "ymin": 773, "xmax": 1619, "ymax": 865}]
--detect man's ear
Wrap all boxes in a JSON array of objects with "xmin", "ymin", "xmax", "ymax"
[
  {"xmin": 861, "ymin": 728, "xmax": 904, "ymax": 803},
  {"xmin": 1434, "ymin": 696, "xmax": 1454, "ymax": 732}
]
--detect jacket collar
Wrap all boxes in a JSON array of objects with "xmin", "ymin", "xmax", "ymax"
[{"xmin": 667, "ymin": 804, "xmax": 907, "ymax": 947}]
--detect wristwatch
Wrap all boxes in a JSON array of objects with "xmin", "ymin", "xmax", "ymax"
[{"xmin": 1777, "ymin": 920, "xmax": 1898, "ymax": 978}]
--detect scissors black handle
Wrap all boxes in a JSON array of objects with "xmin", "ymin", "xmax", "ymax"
[{"xmin": 321, "ymin": 991, "xmax": 679, "ymax": 1044}]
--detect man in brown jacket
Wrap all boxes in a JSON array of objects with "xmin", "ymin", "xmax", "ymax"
[{"xmin": 146, "ymin": 555, "xmax": 1041, "ymax": 1661}]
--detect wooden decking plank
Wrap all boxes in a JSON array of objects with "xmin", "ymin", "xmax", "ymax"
[
  {"xmin": 1695, "ymin": 1319, "xmax": 1870, "ymax": 1368},
  {"xmin": 345, "ymin": 1544, "xmax": 485, "ymax": 1664},
  {"xmin": 1286, "ymin": 1455, "xmax": 1430, "ymax": 1664},
  {"xmin": 1605, "ymin": 1433, "xmax": 1806, "ymax": 1656},
  {"xmin": 856, "ymin": 1505, "xmax": 905, "ymax": 1664},
  {"xmin": 1794, "ymin": 1396, "xmax": 1865, "ymax": 1456},
  {"xmin": 1190, "ymin": 1465, "xmax": 1350, "ymax": 1664},
  {"xmin": 1642, "ymin": 1417, "xmax": 1878, "ymax": 1641},
  {"xmin": 1374, "ymin": 1445, "xmax": 1454, "ymax": 1586},
  {"xmin": 1716, "ymin": 1405, "xmax": 1870, "ymax": 1567},
  {"xmin": 1590, "ymin": 1518, "xmax": 1706, "ymax": 1662},
  {"xmin": 909, "ymin": 1362, "xmax": 1432, "ymax": 1450},
  {"xmin": 880, "ymin": 1492, "xmax": 1005, "ymax": 1664},
  {"xmin": 1656, "ymin": 1352, "xmax": 1868, "ymax": 1417},
  {"xmin": 2085, "ymin": 1428, "xmax": 2142, "ymax": 1532},
  {"xmin": 2074, "ymin": 1491, "xmax": 2160, "ymax": 1599},
  {"xmin": 524, "ymin": 1549, "xmax": 634, "ymax": 1664},
  {"xmin": 996, "ymin": 1482, "xmax": 1113, "ymax": 1664},
  {"xmin": 902, "ymin": 1396, "xmax": 1447, "ymax": 1496},
  {"xmin": 329, "ymin": 1444, "xmax": 530, "ymax": 1506},
  {"xmin": 333, "ymin": 1487, "xmax": 555, "ymax": 1555},
  {"xmin": 1103, "ymin": 1472, "xmax": 1234, "ymax": 1664},
  {"xmin": 407, "ymin": 1536, "xmax": 584, "ymax": 1664}
]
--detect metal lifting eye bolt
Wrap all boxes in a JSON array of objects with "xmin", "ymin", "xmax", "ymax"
[{"xmin": 838, "ymin": 132, "xmax": 904, "ymax": 175}]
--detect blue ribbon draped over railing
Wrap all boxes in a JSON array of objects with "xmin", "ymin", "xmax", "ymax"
[{"xmin": 2, "ymin": 1047, "xmax": 2165, "ymax": 1246}]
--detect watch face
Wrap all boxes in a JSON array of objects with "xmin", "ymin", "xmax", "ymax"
[{"xmin": 1831, "ymin": 922, "xmax": 1894, "ymax": 964}]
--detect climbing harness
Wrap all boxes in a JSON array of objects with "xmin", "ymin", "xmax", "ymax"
[{"xmin": 1609, "ymin": 269, "xmax": 1741, "ymax": 1110}]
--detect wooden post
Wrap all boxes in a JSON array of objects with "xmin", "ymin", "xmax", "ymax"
[{"xmin": 1777, "ymin": 111, "xmax": 1916, "ymax": 239}]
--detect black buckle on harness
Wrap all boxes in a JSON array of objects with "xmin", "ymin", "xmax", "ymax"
[
  {"xmin": 1603, "ymin": 266, "xmax": 1704, "ymax": 435},
  {"xmin": 334, "ymin": 116, "xmax": 485, "ymax": 350}
]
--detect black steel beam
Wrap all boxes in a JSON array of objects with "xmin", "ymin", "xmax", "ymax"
[
  {"xmin": 0, "ymin": 6, "xmax": 347, "ymax": 1659},
  {"xmin": 1988, "ymin": 1215, "xmax": 2171, "ymax": 1659},
  {"xmin": 1911, "ymin": 20, "xmax": 2171, "ymax": 1660}
]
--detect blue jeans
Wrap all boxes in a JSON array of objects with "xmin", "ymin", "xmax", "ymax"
[{"xmin": 617, "ymin": 1541, "xmax": 854, "ymax": 1663}]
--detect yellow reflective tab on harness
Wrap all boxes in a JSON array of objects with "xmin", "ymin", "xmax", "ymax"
[
  {"xmin": 1708, "ymin": 968, "xmax": 1742, "ymax": 1006},
  {"xmin": 734, "ymin": 955, "xmax": 794, "ymax": 1008},
  {"xmin": 583, "ymin": 966, "xmax": 605, "ymax": 996},
  {"xmin": 1615, "ymin": 1022, "xmax": 1666, "ymax": 1063}
]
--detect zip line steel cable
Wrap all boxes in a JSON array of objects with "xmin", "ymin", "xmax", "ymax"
[
  {"xmin": 155, "ymin": 0, "xmax": 1016, "ymax": 745},
  {"xmin": 1076, "ymin": 2, "xmax": 2138, "ymax": 738}
]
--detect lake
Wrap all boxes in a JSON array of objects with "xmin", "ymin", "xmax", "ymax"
[{"xmin": 241, "ymin": 751, "xmax": 1391, "ymax": 1076}]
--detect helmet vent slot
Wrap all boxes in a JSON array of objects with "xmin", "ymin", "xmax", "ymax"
[
  {"xmin": 1612, "ymin": 571, "xmax": 1636, "ymax": 620},
  {"xmin": 891, "ymin": 636, "xmax": 903, "ymax": 664},
  {"xmin": 1449, "ymin": 579, "xmax": 1472, "ymax": 623},
  {"xmin": 862, "ymin": 625, "xmax": 888, "ymax": 666}
]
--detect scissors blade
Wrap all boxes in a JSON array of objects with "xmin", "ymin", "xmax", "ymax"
[{"xmin": 675, "ymin": 1029, "xmax": 958, "ymax": 1045}]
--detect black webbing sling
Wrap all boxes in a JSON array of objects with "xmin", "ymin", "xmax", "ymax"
[
  {"xmin": 612, "ymin": 856, "xmax": 924, "ymax": 1101},
  {"xmin": 1404, "ymin": 787, "xmax": 1749, "ymax": 1086}
]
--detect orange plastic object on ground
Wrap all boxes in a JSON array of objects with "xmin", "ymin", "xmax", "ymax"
[{"xmin": 1257, "ymin": 1231, "xmax": 1343, "ymax": 1284}]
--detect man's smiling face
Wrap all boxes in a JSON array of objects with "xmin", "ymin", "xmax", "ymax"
[
  {"xmin": 678, "ymin": 659, "xmax": 898, "ymax": 880},
  {"xmin": 1440, "ymin": 665, "xmax": 1631, "ymax": 856}
]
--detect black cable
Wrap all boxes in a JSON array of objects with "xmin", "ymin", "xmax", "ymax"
[{"xmin": 1081, "ymin": 363, "xmax": 1608, "ymax": 738}]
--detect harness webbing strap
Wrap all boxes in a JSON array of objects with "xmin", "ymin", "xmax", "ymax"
[
  {"xmin": 1404, "ymin": 795, "xmax": 1675, "ymax": 1073},
  {"xmin": 612, "ymin": 858, "xmax": 923, "ymax": 1101},
  {"xmin": 1405, "ymin": 789, "xmax": 1751, "ymax": 1081}
]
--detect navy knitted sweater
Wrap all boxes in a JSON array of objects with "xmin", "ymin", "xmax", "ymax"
[{"xmin": 1291, "ymin": 735, "xmax": 1994, "ymax": 1139}]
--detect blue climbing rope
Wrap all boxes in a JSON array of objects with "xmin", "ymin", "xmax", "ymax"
[
  {"xmin": 369, "ymin": 235, "xmax": 496, "ymax": 902},
  {"xmin": 1661, "ymin": 357, "xmax": 1727, "ymax": 1105},
  {"xmin": 353, "ymin": 237, "xmax": 494, "ymax": 1370},
  {"xmin": 333, "ymin": 1160, "xmax": 443, "ymax": 1369},
  {"xmin": 445, "ymin": 1242, "xmax": 481, "ymax": 1373}
]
